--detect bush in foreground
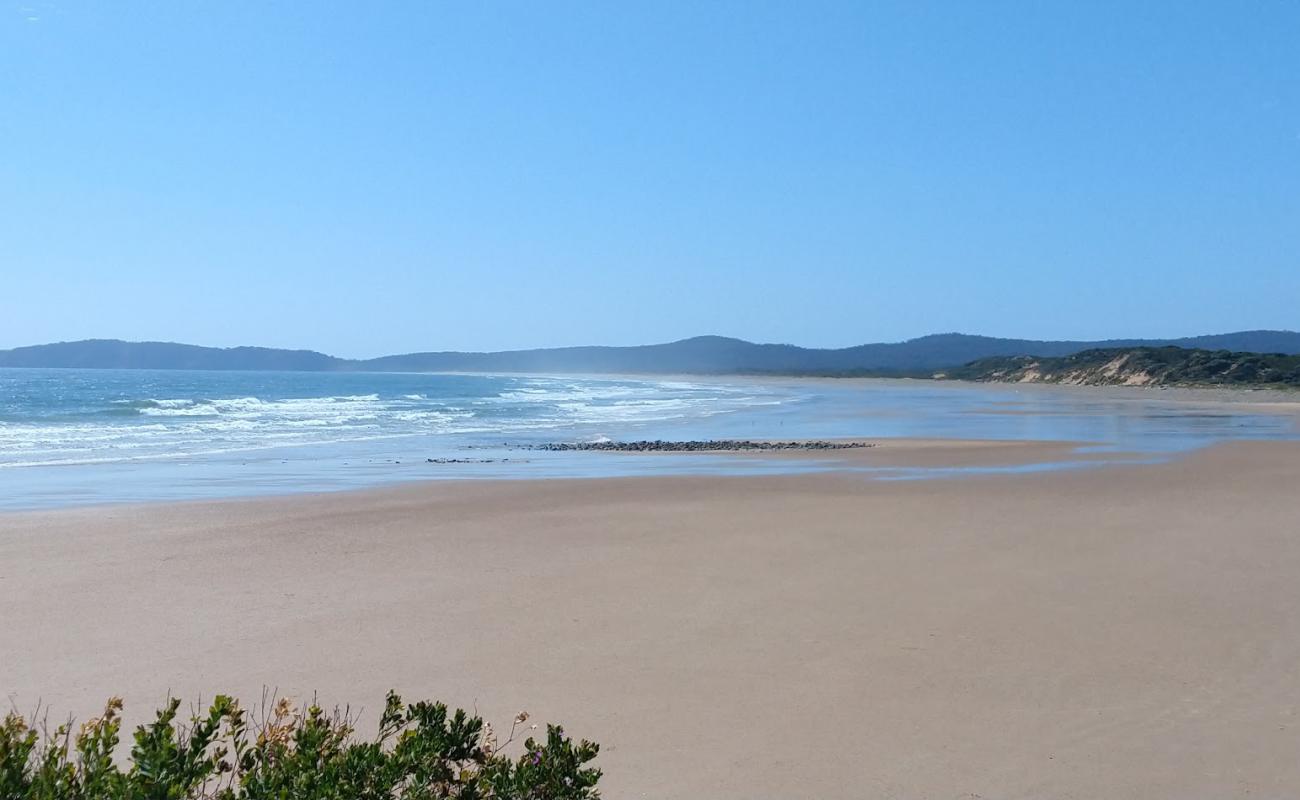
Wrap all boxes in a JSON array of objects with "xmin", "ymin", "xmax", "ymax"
[{"xmin": 0, "ymin": 692, "xmax": 600, "ymax": 799}]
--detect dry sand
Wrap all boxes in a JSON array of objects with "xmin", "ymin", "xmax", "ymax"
[{"xmin": 3, "ymin": 440, "xmax": 1300, "ymax": 798}]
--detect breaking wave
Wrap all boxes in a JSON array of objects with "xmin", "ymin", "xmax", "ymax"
[{"xmin": 0, "ymin": 374, "xmax": 792, "ymax": 468}]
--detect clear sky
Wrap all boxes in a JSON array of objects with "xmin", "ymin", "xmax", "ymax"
[{"xmin": 2, "ymin": 1, "xmax": 1297, "ymax": 357}]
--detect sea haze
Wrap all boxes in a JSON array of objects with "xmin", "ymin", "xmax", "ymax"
[{"xmin": 0, "ymin": 368, "xmax": 1295, "ymax": 509}]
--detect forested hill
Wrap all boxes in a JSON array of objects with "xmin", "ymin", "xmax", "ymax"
[
  {"xmin": 943, "ymin": 347, "xmax": 1300, "ymax": 387},
  {"xmin": 2, "ymin": 331, "xmax": 1300, "ymax": 374}
]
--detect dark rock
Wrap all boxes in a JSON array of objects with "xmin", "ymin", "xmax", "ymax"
[{"xmin": 515, "ymin": 440, "xmax": 874, "ymax": 453}]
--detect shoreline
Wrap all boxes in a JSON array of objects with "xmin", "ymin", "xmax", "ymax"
[
  {"xmin": 672, "ymin": 371, "xmax": 1300, "ymax": 406},
  {"xmin": 5, "ymin": 440, "xmax": 1300, "ymax": 797},
  {"xmin": 0, "ymin": 436, "xmax": 1149, "ymax": 516},
  {"xmin": 402, "ymin": 368, "xmax": 1300, "ymax": 409},
  {"xmin": 3, "ymin": 371, "xmax": 1296, "ymax": 513}
]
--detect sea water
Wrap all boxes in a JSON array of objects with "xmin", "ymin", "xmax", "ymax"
[{"xmin": 0, "ymin": 368, "xmax": 1294, "ymax": 509}]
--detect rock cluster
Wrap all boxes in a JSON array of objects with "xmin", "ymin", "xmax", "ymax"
[{"xmin": 521, "ymin": 440, "xmax": 873, "ymax": 453}]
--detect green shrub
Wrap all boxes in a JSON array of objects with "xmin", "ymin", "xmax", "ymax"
[{"xmin": 0, "ymin": 692, "xmax": 600, "ymax": 799}]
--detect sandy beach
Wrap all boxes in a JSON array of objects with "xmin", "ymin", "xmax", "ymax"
[{"xmin": 3, "ymin": 439, "xmax": 1300, "ymax": 798}]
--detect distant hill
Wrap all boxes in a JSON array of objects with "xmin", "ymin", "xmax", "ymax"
[
  {"xmin": 945, "ymin": 346, "xmax": 1300, "ymax": 388},
  {"xmin": 2, "ymin": 331, "xmax": 1299, "ymax": 375},
  {"xmin": 0, "ymin": 339, "xmax": 343, "ymax": 370}
]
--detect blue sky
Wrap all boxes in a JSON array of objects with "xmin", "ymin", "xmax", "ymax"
[{"xmin": 2, "ymin": 1, "xmax": 1297, "ymax": 357}]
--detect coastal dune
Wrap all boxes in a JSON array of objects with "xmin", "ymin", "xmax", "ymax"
[{"xmin": 3, "ymin": 440, "xmax": 1300, "ymax": 798}]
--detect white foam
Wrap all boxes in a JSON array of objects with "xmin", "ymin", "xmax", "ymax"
[{"xmin": 0, "ymin": 377, "xmax": 793, "ymax": 469}]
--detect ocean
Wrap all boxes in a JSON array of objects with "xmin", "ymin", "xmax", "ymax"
[{"xmin": 0, "ymin": 368, "xmax": 1295, "ymax": 509}]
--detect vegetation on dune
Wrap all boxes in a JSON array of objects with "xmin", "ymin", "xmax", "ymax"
[
  {"xmin": 943, "ymin": 346, "xmax": 1300, "ymax": 388},
  {"xmin": 0, "ymin": 692, "xmax": 600, "ymax": 799}
]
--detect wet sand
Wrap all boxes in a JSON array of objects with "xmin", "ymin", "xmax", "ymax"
[
  {"xmin": 3, "ymin": 440, "xmax": 1300, "ymax": 798},
  {"xmin": 721, "ymin": 437, "xmax": 1133, "ymax": 468}
]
